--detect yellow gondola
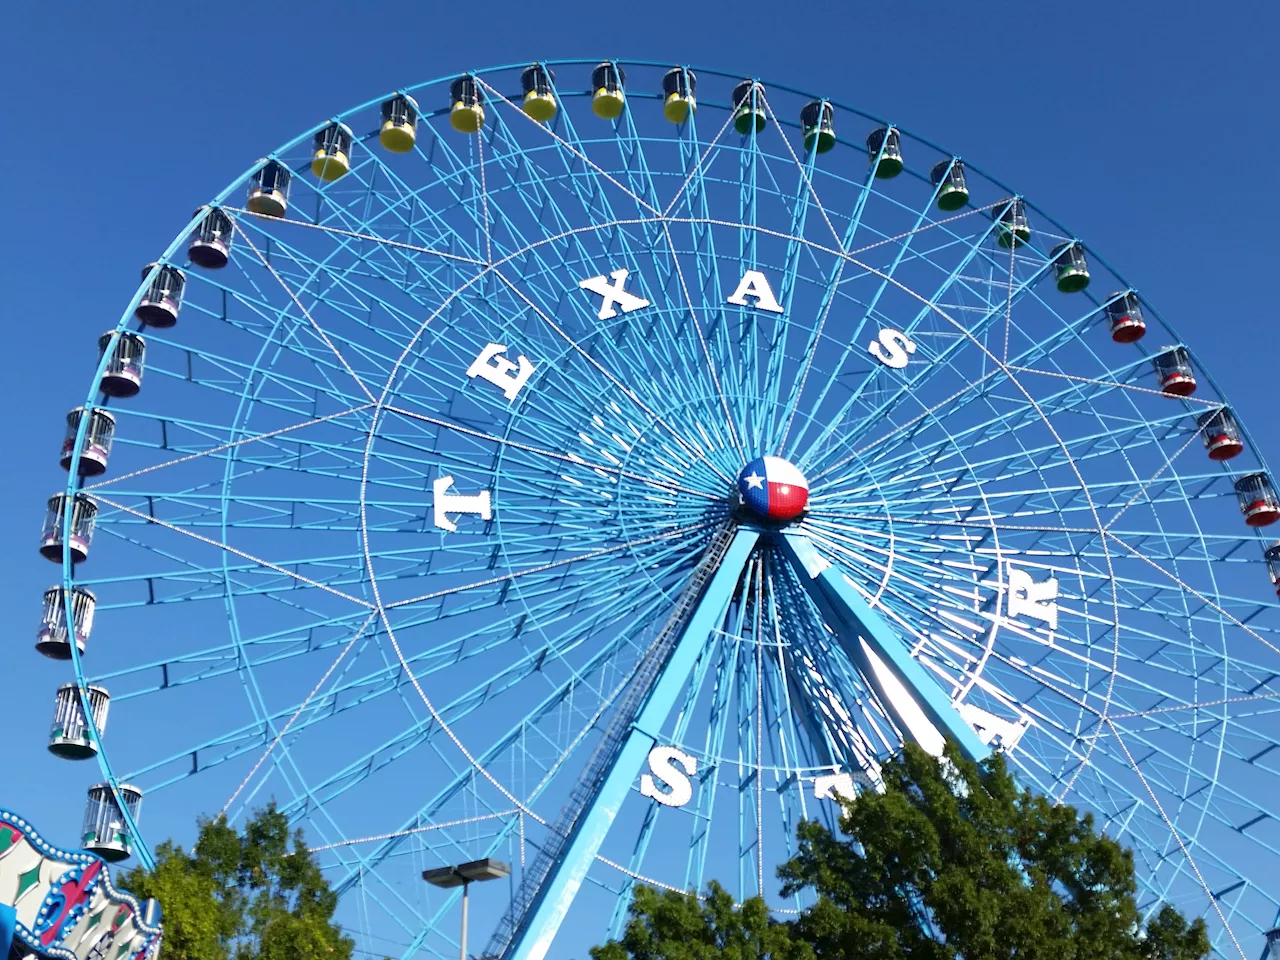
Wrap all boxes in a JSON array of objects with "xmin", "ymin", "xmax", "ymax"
[
  {"xmin": 661, "ymin": 67, "xmax": 696, "ymax": 124},
  {"xmin": 521, "ymin": 64, "xmax": 557, "ymax": 123},
  {"xmin": 591, "ymin": 62, "xmax": 626, "ymax": 119},
  {"xmin": 450, "ymin": 75, "xmax": 485, "ymax": 133},
  {"xmin": 380, "ymin": 94, "xmax": 419, "ymax": 153},
  {"xmin": 311, "ymin": 123, "xmax": 353, "ymax": 181}
]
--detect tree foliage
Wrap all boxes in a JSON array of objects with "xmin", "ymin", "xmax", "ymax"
[
  {"xmin": 593, "ymin": 744, "xmax": 1210, "ymax": 960},
  {"xmin": 121, "ymin": 803, "xmax": 354, "ymax": 960},
  {"xmin": 589, "ymin": 881, "xmax": 810, "ymax": 960}
]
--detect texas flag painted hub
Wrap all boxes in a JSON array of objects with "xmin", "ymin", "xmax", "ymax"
[{"xmin": 737, "ymin": 456, "xmax": 809, "ymax": 521}]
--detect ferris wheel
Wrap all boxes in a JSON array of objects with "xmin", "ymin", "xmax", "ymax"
[{"xmin": 37, "ymin": 59, "xmax": 1280, "ymax": 960}]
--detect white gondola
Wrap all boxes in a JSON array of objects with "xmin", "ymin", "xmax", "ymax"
[
  {"xmin": 36, "ymin": 585, "xmax": 96, "ymax": 660},
  {"xmin": 49, "ymin": 683, "xmax": 110, "ymax": 759},
  {"xmin": 188, "ymin": 207, "xmax": 234, "ymax": 269},
  {"xmin": 39, "ymin": 493, "xmax": 98, "ymax": 564},
  {"xmin": 61, "ymin": 406, "xmax": 115, "ymax": 477},
  {"xmin": 82, "ymin": 783, "xmax": 142, "ymax": 862},
  {"xmin": 134, "ymin": 262, "xmax": 186, "ymax": 327},
  {"xmin": 98, "ymin": 330, "xmax": 146, "ymax": 398}
]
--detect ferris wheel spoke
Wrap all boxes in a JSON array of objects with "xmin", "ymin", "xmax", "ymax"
[
  {"xmin": 492, "ymin": 270, "xmax": 736, "ymax": 485},
  {"xmin": 774, "ymin": 532, "xmax": 989, "ymax": 760},
  {"xmin": 1104, "ymin": 532, "xmax": 1280, "ymax": 657},
  {"xmin": 81, "ymin": 404, "xmax": 374, "ymax": 491},
  {"xmin": 475, "ymin": 74, "xmax": 659, "ymax": 218},
  {"xmin": 756, "ymin": 90, "xmax": 847, "ymax": 253},
  {"xmin": 757, "ymin": 106, "xmax": 903, "ymax": 456},
  {"xmin": 1105, "ymin": 695, "xmax": 1280, "ymax": 802},
  {"xmin": 231, "ymin": 210, "xmax": 486, "ymax": 268},
  {"xmin": 808, "ymin": 339, "xmax": 1207, "ymax": 507},
  {"xmin": 453, "ymin": 101, "xmax": 739, "ymax": 437},
  {"xmin": 232, "ymin": 213, "xmax": 446, "ymax": 362},
  {"xmin": 1101, "ymin": 719, "xmax": 1251, "ymax": 960},
  {"xmin": 320, "ymin": 579, "xmax": 682, "ymax": 897},
  {"xmin": 834, "ymin": 318, "xmax": 1161, "ymax": 471},
  {"xmin": 728, "ymin": 131, "xmax": 773, "ymax": 454},
  {"xmin": 382, "ymin": 405, "xmax": 714, "ymax": 501},
  {"xmin": 809, "ymin": 527, "xmax": 1238, "ymax": 749},
  {"xmin": 88, "ymin": 494, "xmax": 372, "ymax": 606},
  {"xmin": 437, "ymin": 119, "xmax": 726, "ymax": 438},
  {"xmin": 837, "ymin": 404, "xmax": 1199, "ymax": 499},
  {"xmin": 381, "ymin": 522, "xmax": 707, "ymax": 614},
  {"xmin": 264, "ymin": 158, "xmax": 492, "ymax": 314},
  {"xmin": 822, "ymin": 514, "xmax": 1280, "ymax": 757},
  {"xmin": 137, "ymin": 314, "xmax": 374, "ymax": 419},
  {"xmin": 215, "ymin": 570, "xmax": 674, "ymax": 821},
  {"xmin": 1003, "ymin": 361, "xmax": 1221, "ymax": 408},
  {"xmin": 347, "ymin": 147, "xmax": 716, "ymax": 451},
  {"xmin": 745, "ymin": 144, "xmax": 826, "ymax": 444},
  {"xmin": 799, "ymin": 245, "xmax": 1055, "ymax": 481},
  {"xmin": 85, "ymin": 604, "xmax": 374, "ymax": 697},
  {"xmin": 230, "ymin": 221, "xmax": 382, "ymax": 402},
  {"xmin": 370, "ymin": 129, "xmax": 507, "ymax": 267},
  {"xmin": 678, "ymin": 628, "xmax": 739, "ymax": 896},
  {"xmin": 659, "ymin": 114, "xmax": 752, "ymax": 458},
  {"xmin": 658, "ymin": 222, "xmax": 745, "ymax": 460},
  {"xmin": 661, "ymin": 99, "xmax": 737, "ymax": 218},
  {"xmin": 767, "ymin": 555, "xmax": 881, "ymax": 782},
  {"xmin": 813, "ymin": 509, "xmax": 1270, "ymax": 586},
  {"xmin": 488, "ymin": 106, "xmax": 721, "ymax": 414},
  {"xmin": 783, "ymin": 205, "xmax": 1008, "ymax": 459},
  {"xmin": 594, "ymin": 109, "xmax": 761, "ymax": 439}
]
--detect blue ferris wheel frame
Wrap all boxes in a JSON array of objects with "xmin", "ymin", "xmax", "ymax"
[{"xmin": 50, "ymin": 58, "xmax": 1280, "ymax": 960}]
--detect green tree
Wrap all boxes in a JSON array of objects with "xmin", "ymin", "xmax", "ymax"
[
  {"xmin": 594, "ymin": 744, "xmax": 1210, "ymax": 960},
  {"xmin": 590, "ymin": 880, "xmax": 811, "ymax": 960},
  {"xmin": 121, "ymin": 803, "xmax": 354, "ymax": 960}
]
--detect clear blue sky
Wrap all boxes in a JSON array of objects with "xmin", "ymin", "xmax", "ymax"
[{"xmin": 2, "ymin": 0, "xmax": 1278, "ymax": 934}]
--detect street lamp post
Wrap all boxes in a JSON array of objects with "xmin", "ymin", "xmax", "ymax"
[{"xmin": 423, "ymin": 858, "xmax": 512, "ymax": 960}]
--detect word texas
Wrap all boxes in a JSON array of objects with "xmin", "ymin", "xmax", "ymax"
[{"xmin": 578, "ymin": 268, "xmax": 918, "ymax": 370}]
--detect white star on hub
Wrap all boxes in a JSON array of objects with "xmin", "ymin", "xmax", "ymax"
[{"xmin": 744, "ymin": 472, "xmax": 764, "ymax": 490}]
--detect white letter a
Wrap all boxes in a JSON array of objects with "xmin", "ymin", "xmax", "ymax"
[{"xmin": 726, "ymin": 269, "xmax": 783, "ymax": 314}]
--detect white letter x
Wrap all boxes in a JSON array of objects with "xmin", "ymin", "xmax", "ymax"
[{"xmin": 578, "ymin": 269, "xmax": 651, "ymax": 320}]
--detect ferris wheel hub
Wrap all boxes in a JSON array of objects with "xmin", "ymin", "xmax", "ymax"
[{"xmin": 737, "ymin": 456, "xmax": 809, "ymax": 521}]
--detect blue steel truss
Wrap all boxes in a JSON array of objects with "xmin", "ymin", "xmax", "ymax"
[{"xmin": 45, "ymin": 59, "xmax": 1280, "ymax": 960}]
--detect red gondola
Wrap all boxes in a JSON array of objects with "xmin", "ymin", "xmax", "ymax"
[
  {"xmin": 1197, "ymin": 408, "xmax": 1244, "ymax": 461},
  {"xmin": 1235, "ymin": 473, "xmax": 1280, "ymax": 527}
]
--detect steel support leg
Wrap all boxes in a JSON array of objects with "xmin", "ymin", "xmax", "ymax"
[
  {"xmin": 777, "ymin": 532, "xmax": 989, "ymax": 764},
  {"xmin": 507, "ymin": 527, "xmax": 760, "ymax": 960}
]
